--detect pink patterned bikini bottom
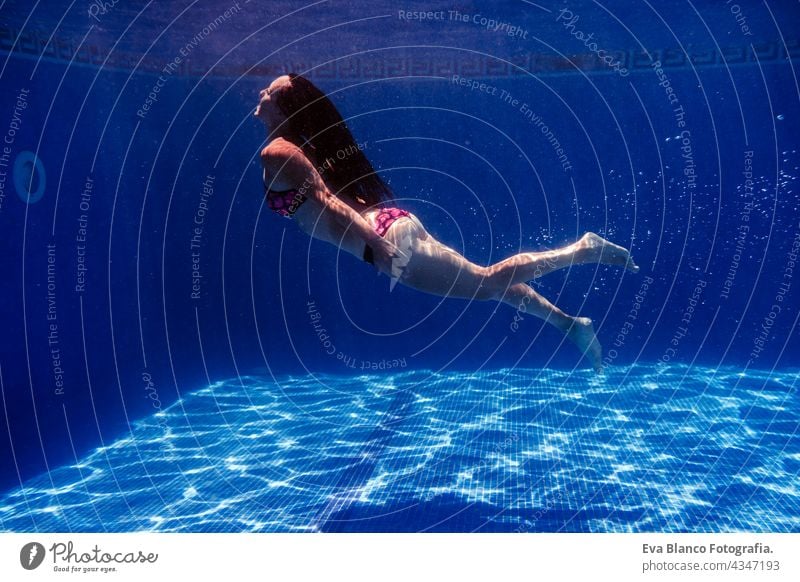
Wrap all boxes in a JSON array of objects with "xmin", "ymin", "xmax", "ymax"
[{"xmin": 363, "ymin": 207, "xmax": 411, "ymax": 265}]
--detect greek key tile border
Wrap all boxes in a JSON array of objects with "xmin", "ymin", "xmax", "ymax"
[{"xmin": 1, "ymin": 24, "xmax": 797, "ymax": 79}]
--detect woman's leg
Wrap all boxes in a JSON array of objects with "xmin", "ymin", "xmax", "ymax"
[
  {"xmin": 380, "ymin": 216, "xmax": 605, "ymax": 370},
  {"xmin": 385, "ymin": 218, "xmax": 635, "ymax": 298},
  {"xmin": 391, "ymin": 235, "xmax": 603, "ymax": 370},
  {"xmin": 498, "ymin": 283, "xmax": 603, "ymax": 372},
  {"xmin": 485, "ymin": 232, "xmax": 640, "ymax": 290}
]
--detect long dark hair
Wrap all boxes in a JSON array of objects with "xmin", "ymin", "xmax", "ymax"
[{"xmin": 272, "ymin": 73, "xmax": 394, "ymax": 209}]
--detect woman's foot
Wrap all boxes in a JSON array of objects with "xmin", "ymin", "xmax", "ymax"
[
  {"xmin": 566, "ymin": 317, "xmax": 603, "ymax": 373},
  {"xmin": 578, "ymin": 232, "xmax": 640, "ymax": 273}
]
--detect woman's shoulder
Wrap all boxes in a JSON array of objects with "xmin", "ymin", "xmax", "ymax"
[
  {"xmin": 261, "ymin": 137, "xmax": 302, "ymax": 161},
  {"xmin": 261, "ymin": 138, "xmax": 317, "ymax": 191},
  {"xmin": 260, "ymin": 138, "xmax": 308, "ymax": 186}
]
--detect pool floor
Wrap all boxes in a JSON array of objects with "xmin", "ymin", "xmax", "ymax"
[{"xmin": 1, "ymin": 365, "xmax": 798, "ymax": 532}]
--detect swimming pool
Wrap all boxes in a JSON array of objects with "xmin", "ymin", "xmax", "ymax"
[{"xmin": 1, "ymin": 1, "xmax": 798, "ymax": 533}]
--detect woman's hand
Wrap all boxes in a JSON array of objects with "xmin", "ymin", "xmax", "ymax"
[
  {"xmin": 371, "ymin": 237, "xmax": 413, "ymax": 290},
  {"xmin": 370, "ymin": 238, "xmax": 398, "ymax": 271}
]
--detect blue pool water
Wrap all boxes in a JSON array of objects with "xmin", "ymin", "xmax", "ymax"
[
  {"xmin": 2, "ymin": 366, "xmax": 798, "ymax": 532},
  {"xmin": 1, "ymin": 1, "xmax": 799, "ymax": 533}
]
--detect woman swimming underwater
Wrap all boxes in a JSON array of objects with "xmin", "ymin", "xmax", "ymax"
[{"xmin": 255, "ymin": 74, "xmax": 640, "ymax": 372}]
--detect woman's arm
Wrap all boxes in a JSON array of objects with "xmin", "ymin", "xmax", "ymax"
[{"xmin": 261, "ymin": 140, "xmax": 387, "ymax": 249}]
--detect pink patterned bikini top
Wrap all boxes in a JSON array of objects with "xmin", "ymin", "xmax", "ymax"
[{"xmin": 263, "ymin": 169, "xmax": 308, "ymax": 217}]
